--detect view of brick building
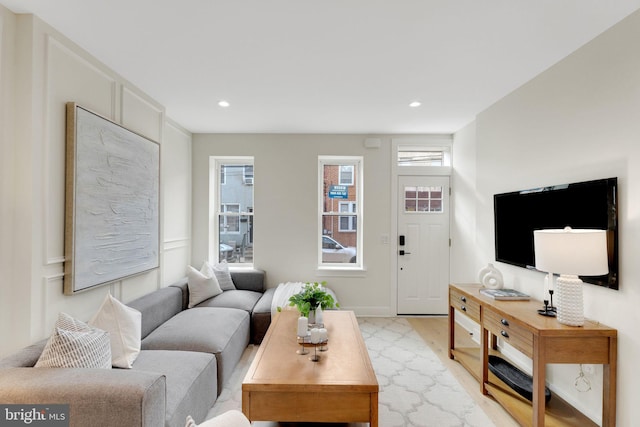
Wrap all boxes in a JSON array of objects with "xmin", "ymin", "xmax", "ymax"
[{"xmin": 322, "ymin": 164, "xmax": 358, "ymax": 249}]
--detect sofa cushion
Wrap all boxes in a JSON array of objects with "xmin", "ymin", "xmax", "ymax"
[
  {"xmin": 170, "ymin": 270, "xmax": 266, "ymax": 311},
  {"xmin": 128, "ymin": 287, "xmax": 183, "ymax": 339},
  {"xmin": 35, "ymin": 313, "xmax": 111, "ymax": 369},
  {"xmin": 0, "ymin": 365, "xmax": 166, "ymax": 427},
  {"xmin": 195, "ymin": 290, "xmax": 263, "ymax": 313},
  {"xmin": 90, "ymin": 293, "xmax": 142, "ymax": 368},
  {"xmin": 133, "ymin": 350, "xmax": 217, "ymax": 427},
  {"xmin": 140, "ymin": 307, "xmax": 250, "ymax": 395}
]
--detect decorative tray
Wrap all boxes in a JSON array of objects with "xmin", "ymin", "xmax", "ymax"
[
  {"xmin": 296, "ymin": 335, "xmax": 328, "ymax": 346},
  {"xmin": 488, "ymin": 355, "xmax": 551, "ymax": 403}
]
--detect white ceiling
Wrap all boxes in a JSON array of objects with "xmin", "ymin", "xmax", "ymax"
[{"xmin": 2, "ymin": 1, "xmax": 639, "ymax": 134}]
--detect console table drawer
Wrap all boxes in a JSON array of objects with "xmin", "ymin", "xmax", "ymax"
[
  {"xmin": 483, "ymin": 307, "xmax": 533, "ymax": 356},
  {"xmin": 449, "ymin": 288, "xmax": 480, "ymax": 322}
]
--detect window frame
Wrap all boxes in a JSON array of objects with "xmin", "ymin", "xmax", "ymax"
[
  {"xmin": 318, "ymin": 156, "xmax": 364, "ymax": 270},
  {"xmin": 392, "ymin": 137, "xmax": 453, "ymax": 176},
  {"xmin": 209, "ymin": 156, "xmax": 254, "ymax": 267},
  {"xmin": 220, "ymin": 203, "xmax": 241, "ymax": 233},
  {"xmin": 338, "ymin": 201, "xmax": 357, "ymax": 232},
  {"xmin": 339, "ymin": 165, "xmax": 355, "ymax": 186}
]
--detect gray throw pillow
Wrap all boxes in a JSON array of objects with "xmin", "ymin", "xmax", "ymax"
[{"xmin": 212, "ymin": 260, "xmax": 236, "ymax": 291}]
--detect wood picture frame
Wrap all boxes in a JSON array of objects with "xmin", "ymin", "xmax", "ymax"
[{"xmin": 64, "ymin": 103, "xmax": 160, "ymax": 295}]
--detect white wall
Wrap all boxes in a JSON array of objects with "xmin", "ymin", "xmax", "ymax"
[
  {"xmin": 192, "ymin": 134, "xmax": 396, "ymax": 315},
  {"xmin": 452, "ymin": 10, "xmax": 640, "ymax": 426},
  {"xmin": 0, "ymin": 5, "xmax": 18, "ymax": 357},
  {"xmin": 0, "ymin": 8, "xmax": 192, "ymax": 356}
]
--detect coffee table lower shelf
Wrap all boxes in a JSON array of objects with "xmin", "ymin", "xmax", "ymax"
[{"xmin": 451, "ymin": 347, "xmax": 597, "ymax": 427}]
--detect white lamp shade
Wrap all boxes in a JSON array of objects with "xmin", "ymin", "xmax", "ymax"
[{"xmin": 534, "ymin": 228, "xmax": 608, "ymax": 276}]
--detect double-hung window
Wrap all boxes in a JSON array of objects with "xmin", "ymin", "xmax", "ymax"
[
  {"xmin": 211, "ymin": 157, "xmax": 254, "ymax": 265},
  {"xmin": 319, "ymin": 156, "xmax": 363, "ymax": 269}
]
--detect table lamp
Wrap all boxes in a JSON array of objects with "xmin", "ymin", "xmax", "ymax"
[{"xmin": 533, "ymin": 227, "xmax": 608, "ymax": 326}]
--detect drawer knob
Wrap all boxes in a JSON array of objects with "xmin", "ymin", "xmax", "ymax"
[
  {"xmin": 500, "ymin": 330, "xmax": 509, "ymax": 338},
  {"xmin": 501, "ymin": 319, "xmax": 509, "ymax": 326},
  {"xmin": 460, "ymin": 296, "xmax": 467, "ymax": 303},
  {"xmin": 461, "ymin": 305, "xmax": 467, "ymax": 312}
]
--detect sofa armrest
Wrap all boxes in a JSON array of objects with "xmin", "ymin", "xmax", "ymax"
[
  {"xmin": 251, "ymin": 287, "xmax": 275, "ymax": 344},
  {"xmin": 0, "ymin": 368, "xmax": 166, "ymax": 427}
]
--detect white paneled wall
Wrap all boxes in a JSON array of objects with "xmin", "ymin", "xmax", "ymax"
[
  {"xmin": 0, "ymin": 7, "xmax": 19, "ymax": 355},
  {"xmin": 162, "ymin": 119, "xmax": 192, "ymax": 285},
  {"xmin": 0, "ymin": 9, "xmax": 192, "ymax": 356}
]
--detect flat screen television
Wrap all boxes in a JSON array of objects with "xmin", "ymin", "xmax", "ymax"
[{"xmin": 493, "ymin": 177, "xmax": 618, "ymax": 290}]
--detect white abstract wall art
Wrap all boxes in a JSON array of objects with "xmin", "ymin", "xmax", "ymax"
[{"xmin": 64, "ymin": 103, "xmax": 160, "ymax": 294}]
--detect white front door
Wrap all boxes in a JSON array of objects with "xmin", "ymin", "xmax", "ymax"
[{"xmin": 397, "ymin": 176, "xmax": 450, "ymax": 314}]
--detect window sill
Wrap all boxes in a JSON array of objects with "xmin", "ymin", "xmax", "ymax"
[{"xmin": 316, "ymin": 266, "xmax": 367, "ymax": 278}]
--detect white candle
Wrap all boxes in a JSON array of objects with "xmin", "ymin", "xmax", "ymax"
[
  {"xmin": 297, "ymin": 316, "xmax": 308, "ymax": 337},
  {"xmin": 318, "ymin": 328, "xmax": 328, "ymax": 342},
  {"xmin": 310, "ymin": 328, "xmax": 320, "ymax": 344}
]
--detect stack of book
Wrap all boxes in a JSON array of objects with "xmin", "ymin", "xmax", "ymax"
[{"xmin": 479, "ymin": 288, "xmax": 530, "ymax": 300}]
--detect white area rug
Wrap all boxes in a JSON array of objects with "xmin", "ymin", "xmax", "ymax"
[
  {"xmin": 207, "ymin": 317, "xmax": 495, "ymax": 427},
  {"xmin": 358, "ymin": 318, "xmax": 494, "ymax": 427}
]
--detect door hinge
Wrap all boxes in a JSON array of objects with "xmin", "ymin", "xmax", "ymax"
[
  {"xmin": 449, "ymin": 187, "xmax": 452, "ymax": 196},
  {"xmin": 449, "ymin": 238, "xmax": 452, "ymax": 247}
]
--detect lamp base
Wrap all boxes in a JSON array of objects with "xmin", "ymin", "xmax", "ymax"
[{"xmin": 556, "ymin": 274, "xmax": 584, "ymax": 326}]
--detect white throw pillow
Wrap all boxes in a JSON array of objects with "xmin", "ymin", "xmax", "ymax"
[
  {"xmin": 185, "ymin": 411, "xmax": 250, "ymax": 427},
  {"xmin": 89, "ymin": 293, "xmax": 142, "ymax": 368},
  {"xmin": 212, "ymin": 260, "xmax": 236, "ymax": 291},
  {"xmin": 187, "ymin": 261, "xmax": 222, "ymax": 308},
  {"xmin": 35, "ymin": 312, "xmax": 111, "ymax": 369}
]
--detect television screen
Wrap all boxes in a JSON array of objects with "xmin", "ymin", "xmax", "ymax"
[{"xmin": 494, "ymin": 177, "xmax": 618, "ymax": 290}]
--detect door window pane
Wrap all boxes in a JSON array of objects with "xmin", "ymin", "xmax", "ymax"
[{"xmin": 404, "ymin": 186, "xmax": 443, "ymax": 213}]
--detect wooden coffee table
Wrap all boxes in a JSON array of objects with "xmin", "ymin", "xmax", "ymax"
[{"xmin": 242, "ymin": 309, "xmax": 378, "ymax": 426}]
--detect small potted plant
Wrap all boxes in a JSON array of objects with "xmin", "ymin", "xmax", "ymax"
[{"xmin": 288, "ymin": 282, "xmax": 338, "ymax": 323}]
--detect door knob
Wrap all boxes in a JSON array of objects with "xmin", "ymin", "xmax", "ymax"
[{"xmin": 399, "ymin": 250, "xmax": 411, "ymax": 256}]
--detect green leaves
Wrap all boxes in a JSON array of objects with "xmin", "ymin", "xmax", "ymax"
[{"xmin": 288, "ymin": 282, "xmax": 339, "ymax": 317}]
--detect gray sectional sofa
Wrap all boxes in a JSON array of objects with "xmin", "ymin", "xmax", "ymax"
[{"xmin": 0, "ymin": 269, "xmax": 273, "ymax": 427}]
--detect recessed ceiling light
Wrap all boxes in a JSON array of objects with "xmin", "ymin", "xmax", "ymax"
[
  {"xmin": 409, "ymin": 101, "xmax": 421, "ymax": 108},
  {"xmin": 218, "ymin": 100, "xmax": 230, "ymax": 108}
]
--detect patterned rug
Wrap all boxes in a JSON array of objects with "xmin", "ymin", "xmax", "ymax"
[{"xmin": 207, "ymin": 317, "xmax": 494, "ymax": 427}]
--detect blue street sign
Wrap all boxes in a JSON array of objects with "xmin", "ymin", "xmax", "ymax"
[{"xmin": 328, "ymin": 185, "xmax": 348, "ymax": 199}]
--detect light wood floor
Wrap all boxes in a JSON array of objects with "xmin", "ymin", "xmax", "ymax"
[
  {"xmin": 407, "ymin": 316, "xmax": 519, "ymax": 427},
  {"xmin": 253, "ymin": 316, "xmax": 518, "ymax": 427}
]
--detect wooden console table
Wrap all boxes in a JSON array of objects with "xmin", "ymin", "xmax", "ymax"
[{"xmin": 448, "ymin": 283, "xmax": 617, "ymax": 427}]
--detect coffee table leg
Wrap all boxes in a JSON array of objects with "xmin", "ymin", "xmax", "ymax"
[{"xmin": 370, "ymin": 391, "xmax": 378, "ymax": 427}]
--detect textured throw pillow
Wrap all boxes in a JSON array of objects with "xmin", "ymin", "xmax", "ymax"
[
  {"xmin": 212, "ymin": 260, "xmax": 236, "ymax": 291},
  {"xmin": 89, "ymin": 293, "xmax": 142, "ymax": 368},
  {"xmin": 187, "ymin": 261, "xmax": 223, "ymax": 308},
  {"xmin": 35, "ymin": 312, "xmax": 111, "ymax": 369}
]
